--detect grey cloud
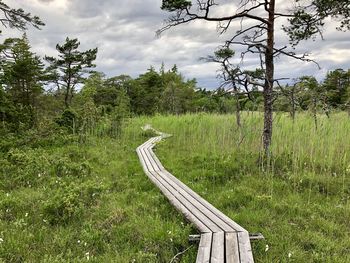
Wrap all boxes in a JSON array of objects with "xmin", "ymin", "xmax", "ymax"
[{"xmin": 4, "ymin": 0, "xmax": 350, "ymax": 89}]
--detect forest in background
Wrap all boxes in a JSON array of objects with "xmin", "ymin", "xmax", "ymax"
[{"xmin": 1, "ymin": 33, "xmax": 350, "ymax": 143}]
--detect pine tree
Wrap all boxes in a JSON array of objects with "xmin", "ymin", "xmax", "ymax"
[
  {"xmin": 0, "ymin": 34, "xmax": 45, "ymax": 128},
  {"xmin": 0, "ymin": 0, "xmax": 44, "ymax": 33},
  {"xmin": 45, "ymin": 37, "xmax": 98, "ymax": 108}
]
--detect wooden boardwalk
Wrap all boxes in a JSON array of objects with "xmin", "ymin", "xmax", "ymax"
[{"xmin": 136, "ymin": 129, "xmax": 254, "ymax": 263}]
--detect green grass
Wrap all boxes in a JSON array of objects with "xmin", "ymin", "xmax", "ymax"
[{"xmin": 1, "ymin": 112, "xmax": 349, "ymax": 262}]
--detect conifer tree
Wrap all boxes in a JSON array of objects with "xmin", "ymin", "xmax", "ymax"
[
  {"xmin": 45, "ymin": 37, "xmax": 98, "ymax": 108},
  {"xmin": 0, "ymin": 0, "xmax": 44, "ymax": 33}
]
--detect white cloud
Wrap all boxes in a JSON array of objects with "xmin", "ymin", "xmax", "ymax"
[{"xmin": 2, "ymin": 0, "xmax": 350, "ymax": 88}]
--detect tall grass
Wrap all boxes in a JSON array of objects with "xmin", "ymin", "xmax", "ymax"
[
  {"xmin": 0, "ymin": 112, "xmax": 349, "ymax": 262},
  {"xmin": 140, "ymin": 112, "xmax": 350, "ymax": 262}
]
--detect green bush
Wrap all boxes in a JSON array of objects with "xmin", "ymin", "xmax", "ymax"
[
  {"xmin": 55, "ymin": 109, "xmax": 78, "ymax": 133},
  {"xmin": 43, "ymin": 181, "xmax": 104, "ymax": 225},
  {"xmin": 54, "ymin": 158, "xmax": 92, "ymax": 178}
]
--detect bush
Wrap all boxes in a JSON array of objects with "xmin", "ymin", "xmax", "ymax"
[
  {"xmin": 43, "ymin": 181, "xmax": 104, "ymax": 225},
  {"xmin": 55, "ymin": 109, "xmax": 78, "ymax": 133},
  {"xmin": 54, "ymin": 158, "xmax": 92, "ymax": 178}
]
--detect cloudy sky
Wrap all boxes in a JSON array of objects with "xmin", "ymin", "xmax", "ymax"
[{"xmin": 3, "ymin": 0, "xmax": 350, "ymax": 89}]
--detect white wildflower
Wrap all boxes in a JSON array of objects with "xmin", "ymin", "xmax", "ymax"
[
  {"xmin": 346, "ymin": 165, "xmax": 350, "ymax": 174},
  {"xmin": 85, "ymin": 252, "xmax": 90, "ymax": 260},
  {"xmin": 0, "ymin": 238, "xmax": 3, "ymax": 243},
  {"xmin": 77, "ymin": 240, "xmax": 81, "ymax": 244},
  {"xmin": 84, "ymin": 242, "xmax": 87, "ymax": 246},
  {"xmin": 288, "ymin": 252, "xmax": 292, "ymax": 258},
  {"xmin": 25, "ymin": 213, "xmax": 28, "ymax": 217},
  {"xmin": 265, "ymin": 244, "xmax": 269, "ymax": 252}
]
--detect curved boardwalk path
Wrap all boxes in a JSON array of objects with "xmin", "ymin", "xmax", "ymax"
[{"xmin": 136, "ymin": 127, "xmax": 254, "ymax": 263}]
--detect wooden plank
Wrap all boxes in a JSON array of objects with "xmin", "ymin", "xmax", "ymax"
[
  {"xmin": 144, "ymin": 170, "xmax": 222, "ymax": 232},
  {"xmin": 143, "ymin": 144, "xmax": 238, "ymax": 232},
  {"xmin": 142, "ymin": 148, "xmax": 236, "ymax": 233},
  {"xmin": 140, "ymin": 138, "xmax": 161, "ymax": 171},
  {"xmin": 142, "ymin": 144, "xmax": 232, "ymax": 232},
  {"xmin": 137, "ymin": 149, "xmax": 210, "ymax": 233},
  {"xmin": 147, "ymin": 137, "xmax": 241, "ymax": 229},
  {"xmin": 162, "ymin": 169, "xmax": 247, "ymax": 232},
  {"xmin": 156, "ymin": 170, "xmax": 234, "ymax": 232},
  {"xmin": 237, "ymin": 231, "xmax": 254, "ymax": 263},
  {"xmin": 137, "ymin": 130, "xmax": 255, "ymax": 263},
  {"xmin": 196, "ymin": 233, "xmax": 212, "ymax": 263},
  {"xmin": 211, "ymin": 231, "xmax": 225, "ymax": 263},
  {"xmin": 147, "ymin": 145, "xmax": 165, "ymax": 170},
  {"xmin": 139, "ymin": 142, "xmax": 158, "ymax": 172},
  {"xmin": 226, "ymin": 232, "xmax": 240, "ymax": 263},
  {"xmin": 143, "ymin": 143, "xmax": 163, "ymax": 172}
]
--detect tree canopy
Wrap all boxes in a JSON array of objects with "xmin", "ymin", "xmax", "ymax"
[
  {"xmin": 45, "ymin": 38, "xmax": 98, "ymax": 108},
  {"xmin": 0, "ymin": 0, "xmax": 44, "ymax": 33}
]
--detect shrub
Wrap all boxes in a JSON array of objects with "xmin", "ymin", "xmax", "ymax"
[
  {"xmin": 43, "ymin": 181, "xmax": 104, "ymax": 225},
  {"xmin": 55, "ymin": 109, "xmax": 78, "ymax": 133}
]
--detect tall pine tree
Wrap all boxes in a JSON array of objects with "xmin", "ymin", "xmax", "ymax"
[
  {"xmin": 0, "ymin": 34, "xmax": 45, "ymax": 128},
  {"xmin": 45, "ymin": 37, "xmax": 97, "ymax": 108}
]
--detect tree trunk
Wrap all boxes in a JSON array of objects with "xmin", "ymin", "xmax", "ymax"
[
  {"xmin": 313, "ymin": 97, "xmax": 318, "ymax": 131},
  {"xmin": 234, "ymin": 86, "xmax": 241, "ymax": 129},
  {"xmin": 64, "ymin": 86, "xmax": 70, "ymax": 108},
  {"xmin": 291, "ymin": 86, "xmax": 296, "ymax": 122},
  {"xmin": 263, "ymin": 0, "xmax": 275, "ymax": 155},
  {"xmin": 65, "ymin": 57, "xmax": 72, "ymax": 108}
]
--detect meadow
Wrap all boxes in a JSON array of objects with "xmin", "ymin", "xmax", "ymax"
[{"xmin": 0, "ymin": 112, "xmax": 349, "ymax": 262}]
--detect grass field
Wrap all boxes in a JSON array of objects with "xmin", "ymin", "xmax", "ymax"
[{"xmin": 1, "ymin": 112, "xmax": 349, "ymax": 262}]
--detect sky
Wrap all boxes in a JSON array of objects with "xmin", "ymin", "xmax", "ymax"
[{"xmin": 2, "ymin": 0, "xmax": 350, "ymax": 89}]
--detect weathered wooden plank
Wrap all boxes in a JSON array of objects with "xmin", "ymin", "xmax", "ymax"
[
  {"xmin": 196, "ymin": 233, "xmax": 212, "ymax": 263},
  {"xmin": 162, "ymin": 169, "xmax": 247, "ymax": 233},
  {"xmin": 137, "ymin": 129, "xmax": 255, "ymax": 263},
  {"xmin": 237, "ymin": 231, "xmax": 254, "ymax": 263},
  {"xmin": 142, "ymin": 145, "xmax": 234, "ymax": 232},
  {"xmin": 138, "ymin": 139, "xmax": 159, "ymax": 172},
  {"xmin": 137, "ymin": 148, "xmax": 210, "ymax": 233},
  {"xmin": 147, "ymin": 145, "xmax": 165, "ymax": 170},
  {"xmin": 150, "ymin": 149, "xmax": 245, "ymax": 231},
  {"xmin": 142, "ymin": 167, "xmax": 222, "ymax": 232},
  {"xmin": 211, "ymin": 231, "xmax": 225, "ymax": 263},
  {"xmin": 144, "ymin": 143, "xmax": 241, "ymax": 233},
  {"xmin": 156, "ymin": 171, "xmax": 235, "ymax": 232},
  {"xmin": 226, "ymin": 232, "xmax": 240, "ymax": 263},
  {"xmin": 144, "ymin": 144, "xmax": 232, "ymax": 231}
]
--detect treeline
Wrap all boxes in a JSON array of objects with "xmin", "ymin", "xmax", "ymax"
[
  {"xmin": 275, "ymin": 72, "xmax": 350, "ymax": 118},
  {"xmin": 1, "ymin": 34, "xmax": 350, "ymax": 137},
  {"xmin": 0, "ymin": 34, "xmax": 249, "ymax": 136}
]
